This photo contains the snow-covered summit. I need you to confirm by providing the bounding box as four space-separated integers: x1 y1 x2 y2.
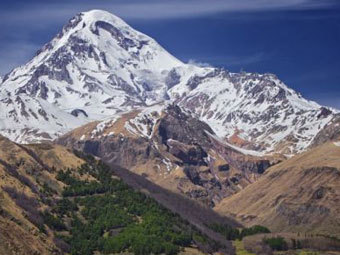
0 10 336 155
0 10 184 142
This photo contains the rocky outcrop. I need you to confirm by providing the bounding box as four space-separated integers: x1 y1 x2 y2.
70 109 88 118
311 113 340 147
157 105 215 148
57 105 277 207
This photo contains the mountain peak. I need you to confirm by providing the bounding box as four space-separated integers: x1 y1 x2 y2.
59 10 131 38
0 9 184 143
0 10 336 156
80 9 128 25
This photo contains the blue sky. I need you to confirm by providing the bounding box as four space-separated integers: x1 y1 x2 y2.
1 0 340 108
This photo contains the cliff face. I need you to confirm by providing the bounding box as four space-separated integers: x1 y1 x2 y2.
57 104 278 207
311 113 340 147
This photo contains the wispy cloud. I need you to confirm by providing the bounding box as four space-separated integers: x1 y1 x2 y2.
0 0 338 23
184 52 267 69
187 59 212 68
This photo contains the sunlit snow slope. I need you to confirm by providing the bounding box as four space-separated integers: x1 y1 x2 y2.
0 10 336 155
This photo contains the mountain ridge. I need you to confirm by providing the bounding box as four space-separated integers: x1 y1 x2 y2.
57 103 281 207
0 9 337 156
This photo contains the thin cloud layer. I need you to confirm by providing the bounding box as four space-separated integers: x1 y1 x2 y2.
183 53 267 70
0 0 338 23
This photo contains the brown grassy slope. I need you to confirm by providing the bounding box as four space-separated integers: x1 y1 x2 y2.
0 135 84 255
26 143 84 169
215 142 340 236
242 232 340 255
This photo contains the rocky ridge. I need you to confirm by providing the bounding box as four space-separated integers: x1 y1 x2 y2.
57 104 279 206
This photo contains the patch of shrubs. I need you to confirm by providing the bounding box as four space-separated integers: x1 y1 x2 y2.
263 236 288 251
56 169 79 185
240 225 271 239
209 223 271 240
52 198 78 216
291 238 303 249
41 211 66 231
209 223 240 240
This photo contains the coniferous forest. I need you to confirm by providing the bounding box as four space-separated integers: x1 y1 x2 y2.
44 155 224 255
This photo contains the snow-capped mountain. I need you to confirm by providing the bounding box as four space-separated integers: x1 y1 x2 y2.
168 68 335 155
0 9 336 155
0 10 183 143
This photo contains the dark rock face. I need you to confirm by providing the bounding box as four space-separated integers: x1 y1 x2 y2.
183 167 204 186
186 69 225 90
187 75 204 90
218 164 230 172
60 134 161 171
182 166 228 207
69 36 96 59
38 108 49 121
17 76 50 100
165 69 181 89
19 49 74 97
108 74 138 96
169 143 208 166
317 107 332 119
210 137 274 176
82 140 101 156
71 109 88 118
256 160 271 174
61 13 84 36
157 104 215 148
92 21 140 51
273 87 286 102
312 187 326 199
15 96 29 118
102 137 160 168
